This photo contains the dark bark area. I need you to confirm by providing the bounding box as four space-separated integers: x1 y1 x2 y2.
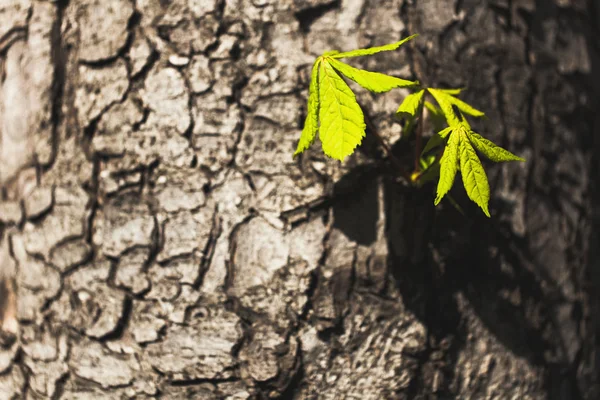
0 0 598 398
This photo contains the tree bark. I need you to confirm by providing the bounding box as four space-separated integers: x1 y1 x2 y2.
0 0 598 398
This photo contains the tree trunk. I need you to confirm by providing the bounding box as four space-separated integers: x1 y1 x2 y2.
0 0 598 398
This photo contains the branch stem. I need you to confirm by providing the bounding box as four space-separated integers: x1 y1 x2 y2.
414 104 424 172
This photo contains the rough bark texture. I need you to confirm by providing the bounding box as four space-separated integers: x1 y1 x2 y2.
0 0 599 398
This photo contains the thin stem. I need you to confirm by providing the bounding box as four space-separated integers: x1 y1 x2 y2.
414 104 424 172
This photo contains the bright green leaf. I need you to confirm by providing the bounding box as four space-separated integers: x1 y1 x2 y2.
294 60 321 157
422 126 453 156
318 60 366 161
428 88 485 127
421 130 448 156
331 34 418 59
424 101 446 132
435 128 460 205
428 88 462 126
458 130 491 217
459 112 472 131
419 153 437 170
467 132 525 163
438 88 463 95
424 101 442 115
447 94 485 118
438 126 453 138
329 58 418 93
396 90 425 118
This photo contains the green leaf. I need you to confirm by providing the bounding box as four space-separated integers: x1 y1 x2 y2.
329 58 418 93
435 127 460 205
458 130 491 217
422 126 453 156
424 101 446 132
448 95 485 118
438 88 463 95
428 88 462 126
431 88 484 117
421 127 451 156
467 132 525 163
318 60 366 161
331 34 418 59
459 112 472 131
438 126 453 138
396 90 425 118
424 100 442 115
419 153 437 170
294 60 321 157
428 88 485 126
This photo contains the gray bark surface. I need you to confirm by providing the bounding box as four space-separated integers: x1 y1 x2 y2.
0 0 598 398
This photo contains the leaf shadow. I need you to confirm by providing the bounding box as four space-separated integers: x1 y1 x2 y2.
326 163 582 398
383 178 582 398
330 164 380 246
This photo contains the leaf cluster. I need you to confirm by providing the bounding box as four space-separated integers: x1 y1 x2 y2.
294 35 418 161
293 35 524 217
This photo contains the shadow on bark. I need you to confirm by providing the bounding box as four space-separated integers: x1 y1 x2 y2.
322 2 600 397
584 0 600 397
328 165 586 398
